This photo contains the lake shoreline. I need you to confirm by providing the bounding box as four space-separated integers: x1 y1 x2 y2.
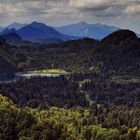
0 71 69 83
15 72 68 78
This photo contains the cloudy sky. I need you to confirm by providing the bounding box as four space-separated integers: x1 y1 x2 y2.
0 0 140 33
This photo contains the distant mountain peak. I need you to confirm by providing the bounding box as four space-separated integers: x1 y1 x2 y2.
30 21 49 28
6 22 27 30
31 21 41 24
30 21 42 25
12 22 18 24
17 21 73 42
78 21 88 25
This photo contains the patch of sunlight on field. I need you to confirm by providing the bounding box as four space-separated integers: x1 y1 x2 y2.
30 69 68 74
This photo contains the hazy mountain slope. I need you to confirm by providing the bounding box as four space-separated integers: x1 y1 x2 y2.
55 21 119 39
6 22 27 30
0 27 64 46
1 32 22 45
1 28 17 35
0 26 4 32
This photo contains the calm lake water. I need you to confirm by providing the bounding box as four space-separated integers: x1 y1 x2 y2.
15 72 65 78
0 72 67 83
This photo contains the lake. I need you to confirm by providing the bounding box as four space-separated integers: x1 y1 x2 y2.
0 72 68 83
15 72 67 78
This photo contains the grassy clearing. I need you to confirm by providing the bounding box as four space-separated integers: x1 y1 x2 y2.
111 75 140 84
85 94 96 106
30 69 69 74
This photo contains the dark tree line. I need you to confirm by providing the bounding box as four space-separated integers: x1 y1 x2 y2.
0 76 87 108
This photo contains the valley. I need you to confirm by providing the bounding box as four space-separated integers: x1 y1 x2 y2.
0 0 140 139
0 28 140 140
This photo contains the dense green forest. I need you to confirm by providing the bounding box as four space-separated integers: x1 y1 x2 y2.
0 30 140 140
0 89 140 140
1 94 140 140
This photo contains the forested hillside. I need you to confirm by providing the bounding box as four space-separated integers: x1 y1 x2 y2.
0 30 139 75
0 30 140 140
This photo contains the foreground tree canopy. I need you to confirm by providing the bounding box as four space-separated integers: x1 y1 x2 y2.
1 94 140 140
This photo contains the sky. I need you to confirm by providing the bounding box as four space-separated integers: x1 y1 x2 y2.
0 0 140 33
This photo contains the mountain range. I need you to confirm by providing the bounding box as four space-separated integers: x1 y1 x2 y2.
0 21 121 45
0 21 140 46
0 22 75 45
55 21 119 39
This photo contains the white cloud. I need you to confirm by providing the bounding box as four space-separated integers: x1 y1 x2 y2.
124 3 140 14
70 0 116 9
